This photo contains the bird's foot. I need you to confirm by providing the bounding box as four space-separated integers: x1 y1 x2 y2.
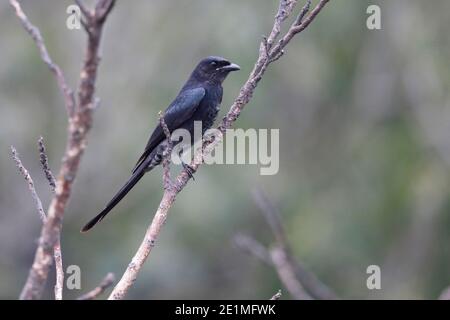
182 162 196 180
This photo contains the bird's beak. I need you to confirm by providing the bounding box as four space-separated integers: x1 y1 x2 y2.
219 63 241 72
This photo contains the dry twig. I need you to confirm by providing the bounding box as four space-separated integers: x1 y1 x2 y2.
38 137 56 193
11 143 64 299
270 246 311 299
234 233 272 265
234 188 337 300
270 290 282 300
77 273 116 300
11 146 46 222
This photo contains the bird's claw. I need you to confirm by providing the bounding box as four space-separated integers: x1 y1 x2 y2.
182 162 196 180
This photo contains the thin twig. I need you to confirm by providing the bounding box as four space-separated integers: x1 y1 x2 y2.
233 233 310 299
95 0 116 23
11 146 46 222
233 233 272 265
270 246 311 299
270 290 282 300
75 0 92 19
75 0 94 36
252 189 288 248
11 144 64 299
266 0 299 49
253 189 337 300
233 233 312 299
9 0 75 116
235 189 338 299
37 137 63 300
109 0 332 300
38 137 56 193
294 0 312 26
77 273 115 300
280 0 330 45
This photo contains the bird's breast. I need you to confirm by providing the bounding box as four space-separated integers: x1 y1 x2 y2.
196 86 223 131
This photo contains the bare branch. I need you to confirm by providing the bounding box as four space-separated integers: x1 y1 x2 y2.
53 242 63 300
233 233 272 265
235 188 338 299
11 146 46 222
233 233 311 299
270 246 311 300
75 0 94 36
75 0 92 19
95 0 116 22
38 137 56 193
38 137 63 300
255 189 337 300
77 273 115 300
294 0 312 26
16 0 116 300
280 0 330 45
11 144 64 299
270 290 282 300
109 0 332 300
9 0 75 116
266 0 299 49
233 234 311 299
252 189 288 248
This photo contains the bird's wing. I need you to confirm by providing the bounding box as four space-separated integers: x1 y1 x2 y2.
132 87 206 173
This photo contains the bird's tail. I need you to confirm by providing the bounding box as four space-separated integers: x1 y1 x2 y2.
81 165 147 233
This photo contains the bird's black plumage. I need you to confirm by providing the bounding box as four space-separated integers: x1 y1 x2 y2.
81 56 240 232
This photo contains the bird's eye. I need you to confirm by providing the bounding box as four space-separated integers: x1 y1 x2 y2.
210 61 217 67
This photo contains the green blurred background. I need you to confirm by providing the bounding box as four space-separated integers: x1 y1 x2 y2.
1 0 450 299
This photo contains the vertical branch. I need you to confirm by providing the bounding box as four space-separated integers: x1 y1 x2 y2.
38 137 56 193
234 189 337 299
270 246 311 299
53 242 63 300
252 189 288 248
37 137 64 300
233 233 312 299
13 0 116 300
38 138 64 300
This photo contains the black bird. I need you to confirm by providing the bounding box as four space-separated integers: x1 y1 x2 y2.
81 56 240 232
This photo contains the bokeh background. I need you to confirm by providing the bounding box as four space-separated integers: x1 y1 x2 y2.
1 0 450 299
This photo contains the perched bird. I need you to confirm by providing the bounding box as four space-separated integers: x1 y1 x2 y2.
81 56 240 232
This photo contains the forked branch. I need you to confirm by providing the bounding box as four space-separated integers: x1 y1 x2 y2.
11 0 116 300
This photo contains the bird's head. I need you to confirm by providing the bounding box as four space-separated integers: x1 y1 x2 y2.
192 56 240 84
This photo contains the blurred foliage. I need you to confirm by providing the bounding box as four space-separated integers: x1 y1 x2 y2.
1 0 450 299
